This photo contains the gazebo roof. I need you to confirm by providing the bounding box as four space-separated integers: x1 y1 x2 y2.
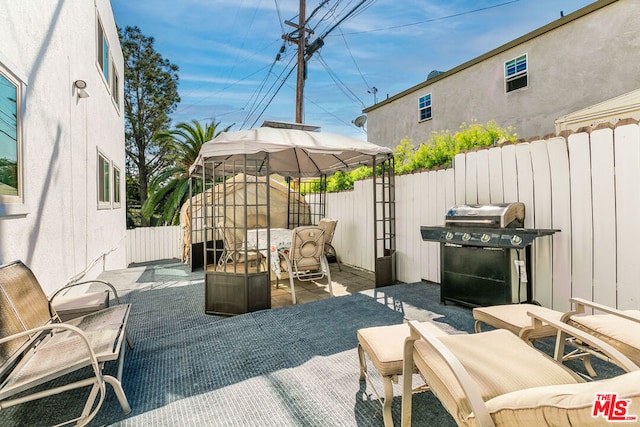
190 127 393 178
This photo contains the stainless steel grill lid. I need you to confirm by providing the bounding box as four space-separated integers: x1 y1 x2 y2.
445 202 525 228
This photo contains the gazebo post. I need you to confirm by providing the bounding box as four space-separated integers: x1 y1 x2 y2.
373 155 396 287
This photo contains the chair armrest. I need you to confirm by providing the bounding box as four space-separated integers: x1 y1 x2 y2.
402 321 495 427
50 280 121 305
527 311 639 373
563 297 640 324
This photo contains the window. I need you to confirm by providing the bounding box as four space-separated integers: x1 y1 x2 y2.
97 19 109 83
113 164 121 207
111 63 119 107
98 152 110 207
419 93 432 121
505 54 528 92
0 67 21 204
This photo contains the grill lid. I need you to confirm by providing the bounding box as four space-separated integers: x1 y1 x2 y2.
445 202 525 228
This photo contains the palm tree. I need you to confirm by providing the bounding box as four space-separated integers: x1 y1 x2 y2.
142 119 232 225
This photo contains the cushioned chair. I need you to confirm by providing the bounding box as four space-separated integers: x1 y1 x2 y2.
357 322 442 427
473 298 640 376
318 218 340 271
402 312 640 427
281 226 333 304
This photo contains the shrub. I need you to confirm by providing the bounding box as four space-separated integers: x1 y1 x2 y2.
310 120 517 192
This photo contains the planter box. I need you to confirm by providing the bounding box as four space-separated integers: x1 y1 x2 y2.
205 270 270 315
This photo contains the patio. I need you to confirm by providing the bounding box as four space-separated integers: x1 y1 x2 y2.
0 260 623 426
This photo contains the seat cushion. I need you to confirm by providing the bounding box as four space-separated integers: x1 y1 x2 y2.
412 329 584 426
473 304 562 339
468 369 640 426
568 311 640 366
357 321 446 377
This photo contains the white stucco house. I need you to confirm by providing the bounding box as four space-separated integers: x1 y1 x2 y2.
364 0 640 149
0 0 126 293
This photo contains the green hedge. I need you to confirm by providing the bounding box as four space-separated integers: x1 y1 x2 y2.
324 120 517 192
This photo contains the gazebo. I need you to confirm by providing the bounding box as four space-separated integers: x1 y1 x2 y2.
188 123 395 315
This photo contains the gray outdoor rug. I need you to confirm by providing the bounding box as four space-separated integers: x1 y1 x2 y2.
0 266 621 426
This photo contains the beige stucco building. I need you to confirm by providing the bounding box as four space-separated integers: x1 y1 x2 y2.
364 0 640 149
0 0 126 293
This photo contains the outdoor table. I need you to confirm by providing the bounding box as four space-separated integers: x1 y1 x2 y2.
245 228 291 278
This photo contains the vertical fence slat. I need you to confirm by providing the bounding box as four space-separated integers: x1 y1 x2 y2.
614 123 640 309
547 137 572 312
590 126 617 308
530 139 553 307
427 172 440 281
501 144 518 202
476 149 491 204
465 151 478 204
568 132 594 302
488 146 504 204
454 153 466 205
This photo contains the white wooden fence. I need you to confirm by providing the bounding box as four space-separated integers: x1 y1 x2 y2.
124 122 640 310
327 121 640 311
125 225 182 265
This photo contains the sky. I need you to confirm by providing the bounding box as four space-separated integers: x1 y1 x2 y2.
110 0 595 140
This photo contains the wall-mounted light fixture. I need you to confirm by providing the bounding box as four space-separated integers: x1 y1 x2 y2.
74 80 90 98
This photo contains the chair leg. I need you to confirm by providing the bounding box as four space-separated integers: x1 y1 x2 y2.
381 376 395 427
329 244 341 271
357 344 367 381
323 256 334 297
288 273 297 305
104 375 132 415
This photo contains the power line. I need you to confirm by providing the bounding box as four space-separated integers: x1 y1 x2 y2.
337 0 522 35
316 53 364 108
336 26 371 91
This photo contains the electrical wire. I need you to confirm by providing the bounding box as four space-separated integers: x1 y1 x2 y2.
335 26 371 91
337 0 522 35
316 53 364 108
247 61 298 128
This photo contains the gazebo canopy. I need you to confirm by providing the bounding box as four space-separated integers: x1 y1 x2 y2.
189 127 393 178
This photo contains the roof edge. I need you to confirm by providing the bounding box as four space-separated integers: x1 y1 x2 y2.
363 0 619 113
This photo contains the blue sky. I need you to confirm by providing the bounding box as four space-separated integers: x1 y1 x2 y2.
110 0 594 140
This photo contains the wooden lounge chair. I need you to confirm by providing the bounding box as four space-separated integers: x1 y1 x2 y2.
473 298 640 376
402 312 640 427
281 226 333 304
0 260 133 426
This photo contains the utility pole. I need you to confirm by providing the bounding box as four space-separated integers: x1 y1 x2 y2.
282 0 365 124
295 0 306 123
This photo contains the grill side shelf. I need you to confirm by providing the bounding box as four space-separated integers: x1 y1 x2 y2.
420 226 559 249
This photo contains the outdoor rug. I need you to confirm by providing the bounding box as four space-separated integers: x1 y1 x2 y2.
0 264 622 426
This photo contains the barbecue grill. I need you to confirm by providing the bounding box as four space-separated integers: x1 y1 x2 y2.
420 203 558 307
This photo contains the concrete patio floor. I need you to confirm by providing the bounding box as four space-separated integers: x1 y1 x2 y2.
105 259 376 310
270 261 376 308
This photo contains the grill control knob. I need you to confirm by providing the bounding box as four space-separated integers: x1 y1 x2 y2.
481 233 491 243
445 232 454 240
462 233 471 241
510 235 523 246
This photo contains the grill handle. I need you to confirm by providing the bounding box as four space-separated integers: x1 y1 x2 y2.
445 219 495 225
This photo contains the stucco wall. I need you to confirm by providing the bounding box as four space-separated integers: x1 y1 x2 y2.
0 0 126 293
366 0 640 148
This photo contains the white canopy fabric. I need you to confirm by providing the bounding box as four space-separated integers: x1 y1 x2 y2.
189 127 393 177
